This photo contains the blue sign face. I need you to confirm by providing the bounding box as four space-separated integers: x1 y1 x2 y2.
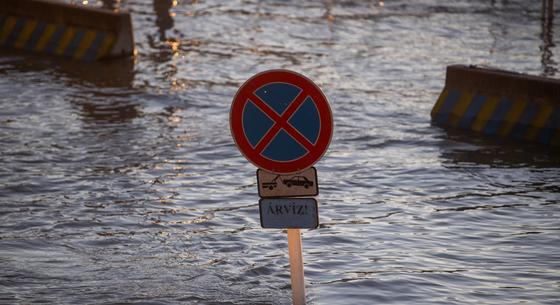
242 82 321 162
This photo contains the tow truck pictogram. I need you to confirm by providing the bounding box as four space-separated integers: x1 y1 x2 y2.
261 175 281 190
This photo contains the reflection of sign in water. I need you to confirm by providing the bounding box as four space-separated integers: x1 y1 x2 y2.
230 70 333 174
259 198 318 229
257 167 318 198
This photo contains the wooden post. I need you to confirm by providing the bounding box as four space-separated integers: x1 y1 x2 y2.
287 229 306 305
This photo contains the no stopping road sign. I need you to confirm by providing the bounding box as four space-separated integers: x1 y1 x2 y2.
230 70 333 174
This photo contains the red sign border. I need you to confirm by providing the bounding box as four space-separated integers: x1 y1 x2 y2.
230 69 333 174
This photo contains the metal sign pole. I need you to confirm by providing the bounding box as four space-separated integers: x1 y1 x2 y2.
287 228 306 305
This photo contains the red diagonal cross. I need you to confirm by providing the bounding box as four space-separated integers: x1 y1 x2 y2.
248 90 315 154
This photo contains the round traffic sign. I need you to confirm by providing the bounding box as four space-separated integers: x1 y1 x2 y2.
230 69 333 174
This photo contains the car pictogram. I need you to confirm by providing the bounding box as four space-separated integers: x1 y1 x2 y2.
283 176 314 188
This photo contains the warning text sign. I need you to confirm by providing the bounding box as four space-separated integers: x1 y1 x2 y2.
259 198 319 229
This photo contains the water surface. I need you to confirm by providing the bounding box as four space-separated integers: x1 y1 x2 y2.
1 1 559 304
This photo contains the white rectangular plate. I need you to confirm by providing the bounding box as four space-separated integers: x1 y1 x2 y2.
259 198 319 229
257 167 318 198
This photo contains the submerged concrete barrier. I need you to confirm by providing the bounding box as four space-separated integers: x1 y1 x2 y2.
431 65 560 146
0 0 134 61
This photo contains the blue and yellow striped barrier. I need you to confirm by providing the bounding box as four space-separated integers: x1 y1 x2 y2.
0 15 117 61
0 0 133 61
431 65 560 146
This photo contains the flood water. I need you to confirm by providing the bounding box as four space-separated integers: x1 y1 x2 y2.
1 1 560 304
